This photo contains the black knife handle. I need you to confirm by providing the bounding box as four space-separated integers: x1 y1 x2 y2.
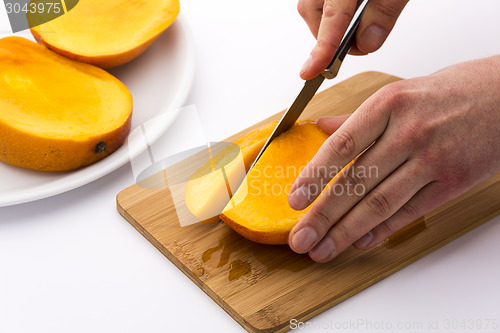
322 0 369 79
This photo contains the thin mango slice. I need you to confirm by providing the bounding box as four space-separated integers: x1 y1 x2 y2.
184 121 278 224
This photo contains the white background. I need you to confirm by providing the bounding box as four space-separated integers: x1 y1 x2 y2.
1 1 500 332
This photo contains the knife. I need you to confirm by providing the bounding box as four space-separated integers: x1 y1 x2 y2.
249 0 370 171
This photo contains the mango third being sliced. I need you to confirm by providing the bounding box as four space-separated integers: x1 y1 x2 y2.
220 121 330 244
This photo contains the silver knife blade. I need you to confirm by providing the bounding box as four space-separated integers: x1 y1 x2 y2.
248 0 369 172
248 75 325 171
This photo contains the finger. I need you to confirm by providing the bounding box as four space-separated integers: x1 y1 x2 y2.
288 124 411 254
307 159 432 262
316 114 351 134
297 0 325 38
300 0 358 80
353 181 458 249
288 129 409 248
289 85 397 211
353 0 409 54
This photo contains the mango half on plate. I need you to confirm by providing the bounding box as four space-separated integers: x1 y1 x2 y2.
29 0 180 68
0 37 132 171
220 121 330 245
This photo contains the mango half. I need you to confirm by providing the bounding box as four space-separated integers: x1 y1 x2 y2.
30 0 180 68
220 121 330 244
0 37 133 171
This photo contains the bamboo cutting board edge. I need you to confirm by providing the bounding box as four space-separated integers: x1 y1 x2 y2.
116 178 500 333
116 187 265 332
116 72 500 333
116 199 255 330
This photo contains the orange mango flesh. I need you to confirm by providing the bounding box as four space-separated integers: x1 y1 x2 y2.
0 37 133 171
220 121 330 244
184 121 278 224
30 0 180 68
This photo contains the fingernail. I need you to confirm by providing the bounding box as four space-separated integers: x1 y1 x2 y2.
291 227 317 253
288 184 310 210
354 231 373 248
310 237 335 261
360 25 386 52
300 55 312 76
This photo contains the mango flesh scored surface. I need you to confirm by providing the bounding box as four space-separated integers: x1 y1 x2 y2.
220 121 330 245
0 37 133 171
30 0 180 68
184 120 278 224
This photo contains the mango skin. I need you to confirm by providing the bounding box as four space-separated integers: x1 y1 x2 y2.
0 37 133 171
0 116 132 172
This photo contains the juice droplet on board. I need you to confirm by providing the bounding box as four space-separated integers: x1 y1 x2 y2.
228 260 251 281
383 216 427 248
194 267 205 277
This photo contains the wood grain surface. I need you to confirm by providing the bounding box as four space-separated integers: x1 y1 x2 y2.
116 72 500 333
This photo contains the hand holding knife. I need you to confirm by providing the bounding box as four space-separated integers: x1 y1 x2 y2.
249 0 370 171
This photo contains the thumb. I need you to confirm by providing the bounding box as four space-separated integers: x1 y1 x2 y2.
316 115 351 134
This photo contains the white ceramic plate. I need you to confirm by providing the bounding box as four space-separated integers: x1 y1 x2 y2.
0 15 195 207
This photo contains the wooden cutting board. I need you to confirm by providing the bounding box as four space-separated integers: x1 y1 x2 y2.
116 72 500 333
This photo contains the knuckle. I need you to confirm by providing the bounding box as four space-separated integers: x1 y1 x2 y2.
322 0 354 22
340 165 366 190
297 0 307 18
325 129 356 161
365 190 392 218
314 162 329 181
394 121 427 150
376 82 409 112
438 165 468 188
306 180 324 199
371 0 403 20
322 0 335 14
334 222 355 244
377 220 396 238
415 149 441 176
310 208 335 232
315 38 340 54
400 201 420 220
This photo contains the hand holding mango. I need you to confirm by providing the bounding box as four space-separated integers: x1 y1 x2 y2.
288 0 500 262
